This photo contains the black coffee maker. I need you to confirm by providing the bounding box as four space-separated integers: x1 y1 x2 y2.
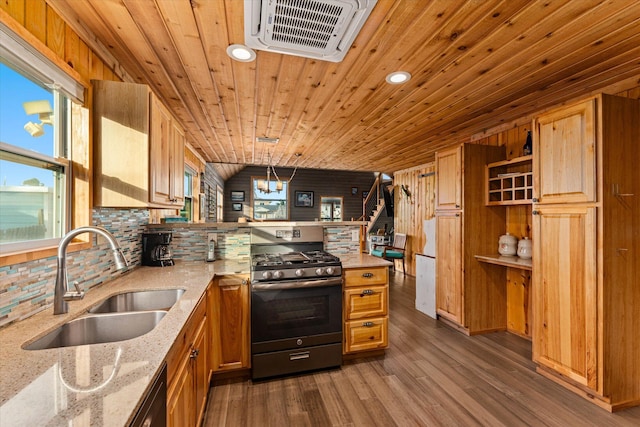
142 232 174 267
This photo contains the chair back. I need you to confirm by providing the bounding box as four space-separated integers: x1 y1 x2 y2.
392 233 407 250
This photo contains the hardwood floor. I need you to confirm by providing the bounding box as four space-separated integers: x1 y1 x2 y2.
203 272 640 426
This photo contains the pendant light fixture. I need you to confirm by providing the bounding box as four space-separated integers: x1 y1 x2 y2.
257 152 301 194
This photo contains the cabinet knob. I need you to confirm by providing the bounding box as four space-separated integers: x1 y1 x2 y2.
532 210 540 215
362 272 373 278
362 321 374 327
360 289 374 296
455 204 460 208
190 348 200 359
532 198 539 203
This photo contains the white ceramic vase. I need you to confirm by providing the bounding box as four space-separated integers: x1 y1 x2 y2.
517 237 533 259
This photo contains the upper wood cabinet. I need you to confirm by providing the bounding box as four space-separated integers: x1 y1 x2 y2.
93 80 185 208
533 98 596 204
435 145 462 210
208 274 250 373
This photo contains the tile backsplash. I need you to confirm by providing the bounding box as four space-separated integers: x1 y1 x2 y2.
0 216 361 328
0 208 148 328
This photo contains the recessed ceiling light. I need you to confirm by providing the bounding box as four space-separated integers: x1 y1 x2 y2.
385 71 411 84
227 44 256 62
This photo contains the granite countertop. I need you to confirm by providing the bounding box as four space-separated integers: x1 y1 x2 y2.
0 259 249 427
338 253 394 269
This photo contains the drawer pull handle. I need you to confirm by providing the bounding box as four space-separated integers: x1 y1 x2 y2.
362 272 373 278
190 348 200 359
362 322 374 327
290 351 310 361
361 289 374 296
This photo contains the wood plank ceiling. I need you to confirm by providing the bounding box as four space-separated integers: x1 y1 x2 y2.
48 0 640 179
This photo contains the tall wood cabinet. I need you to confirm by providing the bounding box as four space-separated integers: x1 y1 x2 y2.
435 143 507 334
93 80 185 208
532 94 640 411
208 274 250 373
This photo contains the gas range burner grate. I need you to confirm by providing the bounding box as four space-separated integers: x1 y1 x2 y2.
251 251 340 268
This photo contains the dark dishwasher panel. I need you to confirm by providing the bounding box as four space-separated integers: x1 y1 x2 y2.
130 362 167 427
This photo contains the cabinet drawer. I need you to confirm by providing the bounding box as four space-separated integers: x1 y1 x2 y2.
344 267 388 287
344 285 388 320
344 317 388 353
166 295 206 384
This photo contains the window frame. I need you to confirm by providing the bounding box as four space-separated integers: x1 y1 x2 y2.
251 177 290 221
0 20 88 266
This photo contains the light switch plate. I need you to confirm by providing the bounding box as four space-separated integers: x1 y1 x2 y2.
351 230 359 242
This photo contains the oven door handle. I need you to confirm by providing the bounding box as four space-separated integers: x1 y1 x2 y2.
251 277 343 290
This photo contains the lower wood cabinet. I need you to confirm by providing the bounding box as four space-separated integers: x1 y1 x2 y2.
208 274 250 372
343 266 389 354
166 295 208 427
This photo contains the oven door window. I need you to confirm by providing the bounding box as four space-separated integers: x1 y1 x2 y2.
251 284 342 343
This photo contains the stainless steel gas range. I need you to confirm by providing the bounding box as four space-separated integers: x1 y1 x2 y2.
250 226 343 380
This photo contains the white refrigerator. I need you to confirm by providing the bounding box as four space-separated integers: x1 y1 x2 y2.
415 218 436 318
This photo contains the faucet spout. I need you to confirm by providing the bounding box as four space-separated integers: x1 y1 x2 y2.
54 226 129 315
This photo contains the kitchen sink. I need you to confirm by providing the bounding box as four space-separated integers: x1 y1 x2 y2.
88 289 185 313
23 310 167 350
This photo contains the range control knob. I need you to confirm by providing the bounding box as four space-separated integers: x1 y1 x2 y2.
295 269 305 277
261 271 273 280
315 267 325 276
326 266 335 275
273 270 284 279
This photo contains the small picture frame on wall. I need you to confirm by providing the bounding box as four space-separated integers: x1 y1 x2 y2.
295 191 314 207
351 187 358 195
232 203 242 211
230 191 244 202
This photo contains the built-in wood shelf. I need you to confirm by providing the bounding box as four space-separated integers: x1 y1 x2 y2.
475 254 532 271
485 155 533 206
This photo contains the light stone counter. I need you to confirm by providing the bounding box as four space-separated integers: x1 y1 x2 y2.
338 253 394 269
0 259 249 427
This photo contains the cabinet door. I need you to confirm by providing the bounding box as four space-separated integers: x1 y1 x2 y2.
167 353 194 427
209 275 250 372
532 205 597 389
150 95 173 205
435 145 462 210
435 211 463 325
534 98 596 204
170 122 185 205
192 316 209 424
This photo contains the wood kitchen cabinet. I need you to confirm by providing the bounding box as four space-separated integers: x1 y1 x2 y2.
434 143 507 334
343 266 389 355
208 274 250 373
435 144 462 210
435 211 462 325
532 94 640 411
93 80 185 208
166 294 208 427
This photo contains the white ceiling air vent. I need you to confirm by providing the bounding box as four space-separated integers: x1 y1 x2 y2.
244 0 378 62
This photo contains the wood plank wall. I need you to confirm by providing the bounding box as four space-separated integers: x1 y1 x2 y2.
393 84 640 337
2 0 209 228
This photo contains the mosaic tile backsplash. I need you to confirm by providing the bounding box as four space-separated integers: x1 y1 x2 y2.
0 208 148 328
0 216 361 328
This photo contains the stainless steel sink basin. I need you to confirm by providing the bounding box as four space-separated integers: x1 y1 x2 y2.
88 289 185 313
23 311 167 350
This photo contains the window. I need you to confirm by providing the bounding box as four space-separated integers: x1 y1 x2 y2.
320 197 342 221
0 63 70 252
252 178 289 220
180 168 195 221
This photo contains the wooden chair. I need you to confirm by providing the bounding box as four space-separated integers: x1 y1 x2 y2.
370 233 407 274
